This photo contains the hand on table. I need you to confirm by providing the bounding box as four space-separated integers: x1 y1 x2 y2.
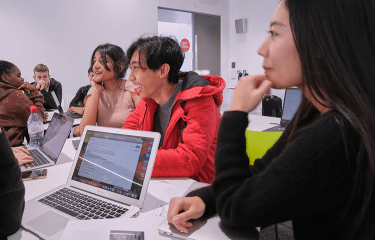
167 196 206 233
229 74 273 113
12 147 33 166
43 112 48 122
67 106 84 115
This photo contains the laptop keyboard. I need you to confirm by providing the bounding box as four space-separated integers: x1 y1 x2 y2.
38 188 129 220
64 111 82 119
25 149 50 168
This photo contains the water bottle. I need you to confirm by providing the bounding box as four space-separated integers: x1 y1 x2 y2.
27 105 44 148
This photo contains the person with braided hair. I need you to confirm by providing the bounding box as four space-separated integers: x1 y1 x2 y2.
0 60 45 147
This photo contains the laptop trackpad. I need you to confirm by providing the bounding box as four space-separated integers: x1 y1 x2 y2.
26 211 69 237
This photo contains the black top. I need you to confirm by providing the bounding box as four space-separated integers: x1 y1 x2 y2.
0 127 25 238
188 110 362 239
31 78 62 110
69 84 91 108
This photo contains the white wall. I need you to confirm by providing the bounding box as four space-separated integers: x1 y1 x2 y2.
224 0 283 114
1 0 281 113
0 0 229 109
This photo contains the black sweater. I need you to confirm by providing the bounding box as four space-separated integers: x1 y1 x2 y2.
69 84 91 107
0 127 25 238
189 110 361 239
31 78 62 110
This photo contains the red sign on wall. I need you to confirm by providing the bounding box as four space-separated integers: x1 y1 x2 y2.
180 38 190 52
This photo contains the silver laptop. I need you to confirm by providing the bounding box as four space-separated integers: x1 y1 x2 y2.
22 125 160 240
263 88 302 132
21 112 74 172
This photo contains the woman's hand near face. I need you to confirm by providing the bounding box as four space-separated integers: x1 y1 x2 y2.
17 82 35 95
229 74 273 113
90 78 104 95
167 197 206 233
12 147 33 166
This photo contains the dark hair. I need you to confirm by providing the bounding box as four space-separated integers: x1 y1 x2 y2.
90 43 126 79
88 66 93 74
125 36 185 84
0 60 16 79
285 0 375 238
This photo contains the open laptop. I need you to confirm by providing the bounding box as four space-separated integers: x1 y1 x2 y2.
47 91 82 120
21 112 74 172
63 111 83 119
263 88 302 132
22 125 160 240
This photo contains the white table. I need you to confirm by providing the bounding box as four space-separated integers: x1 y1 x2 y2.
43 118 81 131
8 138 198 240
10 118 268 239
247 114 280 131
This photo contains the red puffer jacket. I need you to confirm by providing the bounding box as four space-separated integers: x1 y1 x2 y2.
122 71 226 183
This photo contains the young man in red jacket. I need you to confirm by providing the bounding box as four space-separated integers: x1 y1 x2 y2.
122 36 225 183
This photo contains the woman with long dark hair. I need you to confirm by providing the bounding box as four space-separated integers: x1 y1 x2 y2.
75 43 141 136
167 0 375 239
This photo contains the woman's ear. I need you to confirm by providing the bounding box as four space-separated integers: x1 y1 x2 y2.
1 74 8 83
119 65 125 74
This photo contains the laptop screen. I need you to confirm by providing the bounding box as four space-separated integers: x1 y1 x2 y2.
280 88 302 126
71 130 156 201
40 113 74 162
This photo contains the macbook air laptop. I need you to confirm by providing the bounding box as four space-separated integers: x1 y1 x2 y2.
22 125 160 240
21 112 74 172
50 92 83 119
63 111 83 119
263 88 302 132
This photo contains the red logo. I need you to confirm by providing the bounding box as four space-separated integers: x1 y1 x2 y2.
180 38 190 52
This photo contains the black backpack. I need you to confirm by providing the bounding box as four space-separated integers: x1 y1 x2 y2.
262 95 282 117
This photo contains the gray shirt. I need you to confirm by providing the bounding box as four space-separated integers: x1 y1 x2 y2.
153 80 183 147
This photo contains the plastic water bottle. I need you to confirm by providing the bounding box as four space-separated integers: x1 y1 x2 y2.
27 105 44 148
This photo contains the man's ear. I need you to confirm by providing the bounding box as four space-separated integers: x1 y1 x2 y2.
33 75 36 81
159 63 170 79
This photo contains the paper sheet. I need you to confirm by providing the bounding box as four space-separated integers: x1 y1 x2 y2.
61 218 156 240
141 181 186 214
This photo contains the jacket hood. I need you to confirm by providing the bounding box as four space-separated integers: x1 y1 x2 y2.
0 82 17 101
140 71 226 108
177 71 226 107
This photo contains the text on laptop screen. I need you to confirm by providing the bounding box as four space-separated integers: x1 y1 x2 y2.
281 88 302 125
40 114 73 161
71 130 156 200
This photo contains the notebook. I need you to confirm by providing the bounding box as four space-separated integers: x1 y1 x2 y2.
263 88 302 132
21 125 160 240
21 113 74 172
